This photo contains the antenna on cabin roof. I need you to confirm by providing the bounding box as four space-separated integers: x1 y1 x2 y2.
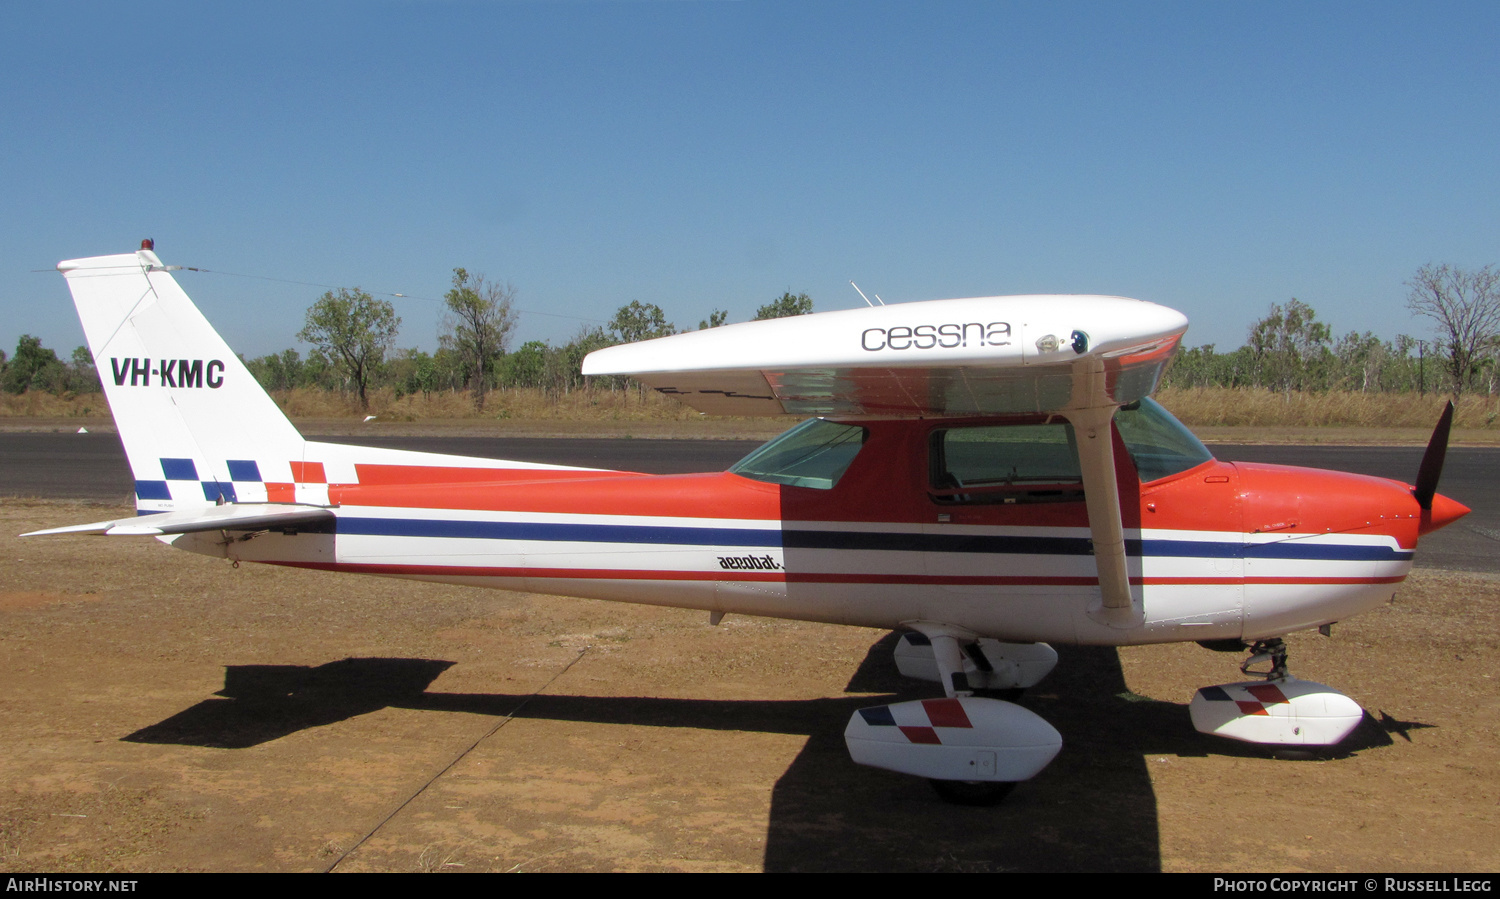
849 281 883 307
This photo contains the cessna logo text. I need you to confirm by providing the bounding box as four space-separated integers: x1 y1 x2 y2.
110 358 225 389
717 554 783 571
861 321 1011 352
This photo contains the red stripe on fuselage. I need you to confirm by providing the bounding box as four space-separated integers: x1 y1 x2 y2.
352 463 641 486
263 561 1402 588
333 471 786 520
783 573 1404 586
275 560 779 581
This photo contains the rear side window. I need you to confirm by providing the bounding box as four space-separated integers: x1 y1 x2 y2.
730 418 868 489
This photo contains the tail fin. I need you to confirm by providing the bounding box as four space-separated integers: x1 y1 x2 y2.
59 246 307 514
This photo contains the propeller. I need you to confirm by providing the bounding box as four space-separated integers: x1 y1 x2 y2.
1413 400 1455 511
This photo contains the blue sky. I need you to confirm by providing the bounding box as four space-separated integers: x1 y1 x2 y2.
4 1 1498 361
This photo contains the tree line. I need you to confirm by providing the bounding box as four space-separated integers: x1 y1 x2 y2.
281 274 815 410
0 335 101 395
4 262 1495 407
1161 264 1500 398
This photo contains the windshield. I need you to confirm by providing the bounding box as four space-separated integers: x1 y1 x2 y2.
730 419 868 489
1114 398 1213 482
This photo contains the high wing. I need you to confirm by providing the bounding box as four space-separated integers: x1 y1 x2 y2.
580 296 1187 417
584 296 1189 626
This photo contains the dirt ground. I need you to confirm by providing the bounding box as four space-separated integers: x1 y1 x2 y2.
0 499 1495 873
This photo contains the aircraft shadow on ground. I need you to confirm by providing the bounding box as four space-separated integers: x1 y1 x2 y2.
123 657 459 748
121 635 1412 872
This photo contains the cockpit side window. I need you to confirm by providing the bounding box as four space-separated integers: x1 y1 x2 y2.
926 400 1211 502
730 418 868 489
929 421 1084 505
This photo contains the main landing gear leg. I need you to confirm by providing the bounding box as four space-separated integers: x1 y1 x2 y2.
927 632 971 698
923 634 1016 803
911 627 1039 806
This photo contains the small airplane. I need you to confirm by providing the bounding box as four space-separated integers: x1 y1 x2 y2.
27 241 1470 804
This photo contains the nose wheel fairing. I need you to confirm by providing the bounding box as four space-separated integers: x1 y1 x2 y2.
1190 638 1364 746
1190 677 1364 745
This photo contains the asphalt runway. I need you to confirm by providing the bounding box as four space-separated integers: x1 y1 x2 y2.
2 431 1494 572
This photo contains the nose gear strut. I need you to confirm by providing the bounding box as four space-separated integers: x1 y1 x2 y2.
1240 637 1289 681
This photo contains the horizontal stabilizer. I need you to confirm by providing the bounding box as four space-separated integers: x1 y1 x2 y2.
23 503 335 537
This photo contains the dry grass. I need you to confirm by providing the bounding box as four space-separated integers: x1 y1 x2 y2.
0 385 707 423
0 392 110 418
1157 387 1499 430
276 385 706 422
6 386 1499 444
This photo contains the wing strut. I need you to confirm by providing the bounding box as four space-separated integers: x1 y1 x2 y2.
1063 358 1140 628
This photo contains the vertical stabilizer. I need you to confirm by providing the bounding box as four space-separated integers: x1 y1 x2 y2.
58 247 307 513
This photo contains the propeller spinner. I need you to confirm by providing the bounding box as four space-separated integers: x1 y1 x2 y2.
1414 401 1469 535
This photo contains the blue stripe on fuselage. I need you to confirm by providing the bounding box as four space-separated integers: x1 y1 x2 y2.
336 518 783 548
330 517 1413 562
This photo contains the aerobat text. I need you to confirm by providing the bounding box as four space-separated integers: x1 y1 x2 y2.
717 554 784 571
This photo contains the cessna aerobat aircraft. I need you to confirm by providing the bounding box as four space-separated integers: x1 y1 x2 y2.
27 242 1470 804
